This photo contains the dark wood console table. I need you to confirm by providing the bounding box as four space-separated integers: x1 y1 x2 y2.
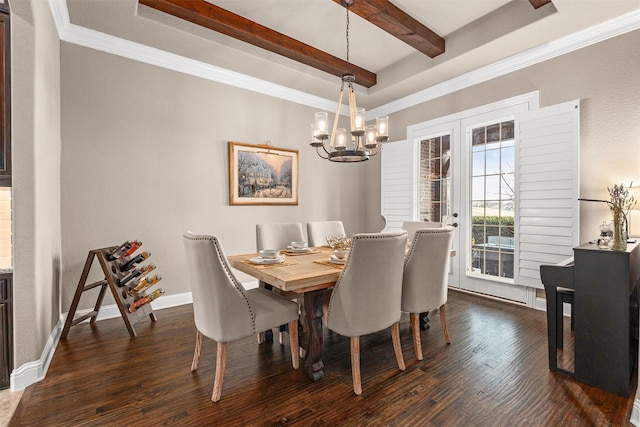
573 241 639 397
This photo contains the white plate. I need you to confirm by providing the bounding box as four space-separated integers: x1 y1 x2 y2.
249 255 285 265
287 246 312 252
329 255 346 264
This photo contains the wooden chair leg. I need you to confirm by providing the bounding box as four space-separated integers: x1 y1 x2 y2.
212 342 227 402
191 330 203 371
392 322 406 371
439 304 451 344
410 313 423 361
350 336 362 395
257 332 264 344
288 319 299 369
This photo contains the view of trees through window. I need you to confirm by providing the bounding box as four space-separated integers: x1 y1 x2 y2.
470 120 515 279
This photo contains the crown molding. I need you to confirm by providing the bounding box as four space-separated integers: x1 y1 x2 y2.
49 0 640 119
47 0 341 114
368 8 640 118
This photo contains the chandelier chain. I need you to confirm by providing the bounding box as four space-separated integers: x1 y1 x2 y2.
345 4 350 71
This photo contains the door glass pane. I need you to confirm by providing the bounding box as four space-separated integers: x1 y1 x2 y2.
420 134 451 223
469 120 515 280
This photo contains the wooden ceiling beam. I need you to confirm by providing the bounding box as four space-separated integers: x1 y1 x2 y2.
334 0 445 58
139 0 377 88
529 0 553 9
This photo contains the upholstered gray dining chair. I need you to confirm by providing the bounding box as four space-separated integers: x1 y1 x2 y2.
256 222 306 344
307 220 346 247
182 232 299 402
401 220 442 243
324 231 407 395
402 227 455 360
256 222 306 251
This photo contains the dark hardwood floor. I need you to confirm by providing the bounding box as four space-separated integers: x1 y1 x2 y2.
10 290 636 426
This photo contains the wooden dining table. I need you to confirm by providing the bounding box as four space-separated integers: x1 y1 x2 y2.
227 246 342 381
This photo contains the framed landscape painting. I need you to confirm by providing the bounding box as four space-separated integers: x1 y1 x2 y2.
229 141 299 205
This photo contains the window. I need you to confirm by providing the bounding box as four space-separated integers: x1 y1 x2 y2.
420 134 451 223
470 121 515 279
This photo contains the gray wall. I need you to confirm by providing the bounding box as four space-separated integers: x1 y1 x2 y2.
59 43 375 311
11 0 62 368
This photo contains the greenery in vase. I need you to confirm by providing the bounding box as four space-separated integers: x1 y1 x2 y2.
607 183 637 217
326 235 352 250
607 184 636 250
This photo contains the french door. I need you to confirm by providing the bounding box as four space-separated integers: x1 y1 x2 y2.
383 94 580 307
405 95 537 303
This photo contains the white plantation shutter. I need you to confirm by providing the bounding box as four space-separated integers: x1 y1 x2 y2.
514 100 580 288
381 140 416 231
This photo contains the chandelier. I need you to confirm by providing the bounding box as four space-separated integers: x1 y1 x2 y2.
310 0 388 162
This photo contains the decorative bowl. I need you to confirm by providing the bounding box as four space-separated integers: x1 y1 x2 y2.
334 249 350 260
291 241 308 249
258 249 279 259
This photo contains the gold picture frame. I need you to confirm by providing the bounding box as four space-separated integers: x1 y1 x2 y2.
229 141 299 206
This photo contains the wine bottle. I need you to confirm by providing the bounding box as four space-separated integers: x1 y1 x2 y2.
117 263 156 287
128 274 162 296
119 251 151 272
122 240 142 257
128 288 165 313
106 241 132 261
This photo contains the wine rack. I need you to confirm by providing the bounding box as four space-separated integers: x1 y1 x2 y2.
62 242 163 339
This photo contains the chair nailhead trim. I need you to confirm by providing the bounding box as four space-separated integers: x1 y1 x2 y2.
184 234 257 333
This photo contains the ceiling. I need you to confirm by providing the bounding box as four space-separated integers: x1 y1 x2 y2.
64 0 640 111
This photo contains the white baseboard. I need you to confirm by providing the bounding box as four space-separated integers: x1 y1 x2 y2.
534 295 572 317
10 291 195 391
11 314 64 391
632 400 640 426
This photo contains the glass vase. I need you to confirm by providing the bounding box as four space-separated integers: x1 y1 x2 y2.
611 208 627 251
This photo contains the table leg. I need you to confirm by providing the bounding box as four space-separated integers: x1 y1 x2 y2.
301 289 325 381
419 312 430 330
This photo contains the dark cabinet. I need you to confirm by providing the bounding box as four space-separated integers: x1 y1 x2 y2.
0 10 10 185
0 273 11 389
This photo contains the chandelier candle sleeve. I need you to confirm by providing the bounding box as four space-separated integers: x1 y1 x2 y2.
353 107 365 135
365 125 377 148
376 116 389 142
335 128 348 149
315 112 328 139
